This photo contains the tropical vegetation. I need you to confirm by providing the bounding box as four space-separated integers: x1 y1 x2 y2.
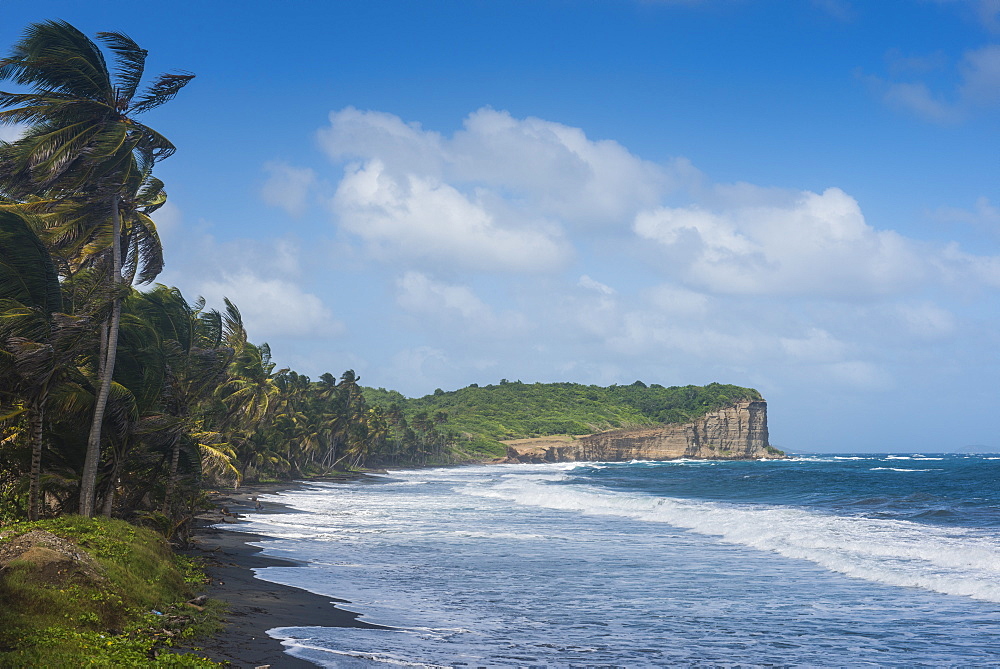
0 18 767 529
364 380 764 455
0 515 221 665
0 20 454 532
0 19 770 664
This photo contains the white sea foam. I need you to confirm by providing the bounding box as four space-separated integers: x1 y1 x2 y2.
461 472 1000 602
869 467 942 472
235 463 1000 667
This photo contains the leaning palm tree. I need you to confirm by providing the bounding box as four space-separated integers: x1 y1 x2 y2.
0 20 193 515
0 208 89 519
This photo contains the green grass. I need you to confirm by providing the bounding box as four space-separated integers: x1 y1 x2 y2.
365 380 764 456
0 516 220 667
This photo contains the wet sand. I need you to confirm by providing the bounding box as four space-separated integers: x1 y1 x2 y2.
184 481 385 668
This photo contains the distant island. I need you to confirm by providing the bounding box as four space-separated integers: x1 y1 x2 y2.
364 380 783 462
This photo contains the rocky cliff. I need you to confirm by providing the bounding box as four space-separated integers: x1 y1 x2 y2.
501 399 778 463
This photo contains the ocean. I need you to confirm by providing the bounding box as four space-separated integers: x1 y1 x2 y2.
230 454 1000 667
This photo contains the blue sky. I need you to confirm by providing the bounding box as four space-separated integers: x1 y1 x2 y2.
3 0 1000 452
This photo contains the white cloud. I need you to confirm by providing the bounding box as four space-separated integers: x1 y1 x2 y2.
380 346 457 395
396 271 527 333
959 44 1000 106
332 159 569 271
318 107 445 178
608 311 764 361
940 242 1000 288
822 360 893 391
894 302 957 340
261 161 316 217
299 105 1000 412
930 196 1000 227
929 0 1000 32
0 123 27 142
448 108 670 226
780 328 847 363
151 201 183 245
320 107 686 271
881 81 961 123
869 44 1000 122
578 275 616 295
198 272 343 339
646 284 710 318
634 187 925 297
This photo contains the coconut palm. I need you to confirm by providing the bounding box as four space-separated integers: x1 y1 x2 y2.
0 209 90 519
0 20 193 515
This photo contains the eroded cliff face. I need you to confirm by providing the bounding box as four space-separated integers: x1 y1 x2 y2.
502 400 777 463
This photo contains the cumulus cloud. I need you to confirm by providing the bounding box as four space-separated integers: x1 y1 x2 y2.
332 159 569 271
261 161 316 216
318 107 445 177
198 271 343 339
396 271 527 333
448 108 670 226
304 105 1000 406
634 187 925 297
320 107 682 271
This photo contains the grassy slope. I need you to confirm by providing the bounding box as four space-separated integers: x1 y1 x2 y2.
0 516 219 667
365 381 763 457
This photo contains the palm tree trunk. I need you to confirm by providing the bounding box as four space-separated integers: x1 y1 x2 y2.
80 196 122 517
162 435 181 515
28 401 43 522
100 449 123 517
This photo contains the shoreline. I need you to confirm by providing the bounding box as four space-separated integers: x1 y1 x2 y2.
183 479 385 668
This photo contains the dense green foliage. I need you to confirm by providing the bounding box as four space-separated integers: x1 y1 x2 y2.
0 19 766 526
0 516 219 666
0 21 461 533
0 17 770 667
365 380 763 454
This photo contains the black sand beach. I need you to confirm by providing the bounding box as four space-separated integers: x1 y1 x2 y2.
184 482 384 668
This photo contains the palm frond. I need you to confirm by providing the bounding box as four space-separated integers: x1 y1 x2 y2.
129 71 194 115
199 441 241 486
95 31 146 108
222 298 247 348
1 21 112 102
124 211 163 284
0 209 62 313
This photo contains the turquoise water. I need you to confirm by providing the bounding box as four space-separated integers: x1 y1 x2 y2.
233 455 1000 666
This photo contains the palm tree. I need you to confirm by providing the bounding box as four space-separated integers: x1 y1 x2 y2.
0 208 89 519
0 20 193 515
129 286 233 511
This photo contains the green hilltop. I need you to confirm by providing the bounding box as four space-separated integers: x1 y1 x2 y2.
364 381 763 457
